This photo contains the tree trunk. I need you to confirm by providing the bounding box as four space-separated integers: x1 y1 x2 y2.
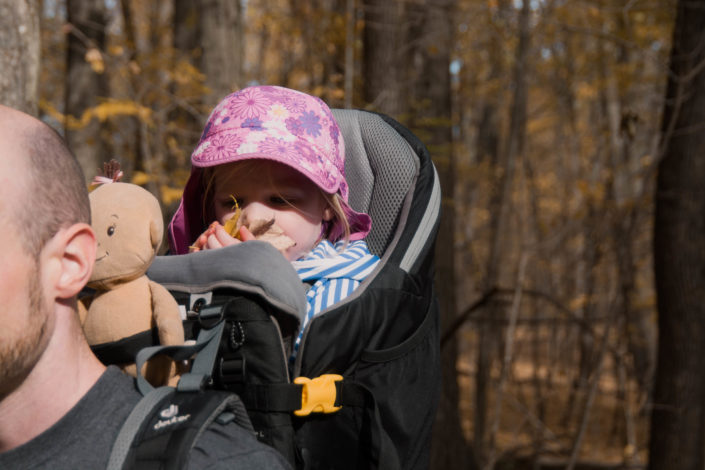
361 0 406 117
650 1 705 469
65 0 109 181
174 0 242 107
172 0 205 170
174 0 243 103
0 0 40 115
399 1 475 468
118 0 142 178
471 1 508 462
344 0 355 108
475 1 530 465
172 0 243 170
200 0 243 104
286 0 347 105
603 8 657 403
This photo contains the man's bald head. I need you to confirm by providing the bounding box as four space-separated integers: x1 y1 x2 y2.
0 105 90 258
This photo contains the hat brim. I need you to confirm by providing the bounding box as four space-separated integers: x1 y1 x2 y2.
192 126 345 197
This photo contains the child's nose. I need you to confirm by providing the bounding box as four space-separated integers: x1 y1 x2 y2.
241 201 274 225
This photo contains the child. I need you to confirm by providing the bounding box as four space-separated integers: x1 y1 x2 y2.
167 85 380 354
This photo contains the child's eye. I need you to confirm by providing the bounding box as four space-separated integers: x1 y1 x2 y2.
220 197 240 208
270 196 289 205
229 195 242 209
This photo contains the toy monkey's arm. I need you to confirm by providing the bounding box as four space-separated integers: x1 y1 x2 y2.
149 281 185 346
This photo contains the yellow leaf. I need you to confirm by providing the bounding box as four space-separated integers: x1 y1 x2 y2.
569 294 588 311
160 185 184 206
108 45 124 56
331 88 345 100
623 444 635 458
576 180 590 196
222 196 242 237
576 82 597 101
90 61 105 74
85 48 104 74
49 100 153 130
132 171 151 186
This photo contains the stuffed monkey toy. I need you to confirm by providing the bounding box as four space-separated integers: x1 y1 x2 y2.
79 181 184 387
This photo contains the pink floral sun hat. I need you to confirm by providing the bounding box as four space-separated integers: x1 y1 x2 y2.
167 85 372 254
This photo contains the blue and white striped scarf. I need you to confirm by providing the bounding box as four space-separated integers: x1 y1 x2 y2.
291 239 380 357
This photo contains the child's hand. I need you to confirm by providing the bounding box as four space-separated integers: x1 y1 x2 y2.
187 219 295 260
189 222 255 252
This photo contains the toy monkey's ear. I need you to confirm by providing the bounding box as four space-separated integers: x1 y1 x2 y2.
150 219 161 251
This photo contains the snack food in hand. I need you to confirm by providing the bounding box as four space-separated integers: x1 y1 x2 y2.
246 218 296 251
225 210 296 251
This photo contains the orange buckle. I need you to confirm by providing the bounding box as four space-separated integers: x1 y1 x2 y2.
293 374 343 417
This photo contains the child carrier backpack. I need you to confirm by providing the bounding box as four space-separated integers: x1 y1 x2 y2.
93 109 442 470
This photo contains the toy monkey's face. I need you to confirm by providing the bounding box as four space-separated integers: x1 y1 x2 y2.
88 183 163 287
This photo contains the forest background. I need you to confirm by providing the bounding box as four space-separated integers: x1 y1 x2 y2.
3 0 705 469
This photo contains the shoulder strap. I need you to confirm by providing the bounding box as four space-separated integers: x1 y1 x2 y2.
108 387 252 470
108 315 253 470
108 386 174 470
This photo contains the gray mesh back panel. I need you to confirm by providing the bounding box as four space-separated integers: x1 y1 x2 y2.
332 109 419 256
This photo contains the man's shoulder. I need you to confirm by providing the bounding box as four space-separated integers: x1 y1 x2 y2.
0 365 291 470
0 366 141 469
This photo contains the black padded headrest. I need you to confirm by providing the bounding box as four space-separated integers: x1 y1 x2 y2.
333 109 420 256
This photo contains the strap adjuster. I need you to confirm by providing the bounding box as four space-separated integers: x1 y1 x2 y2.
198 303 225 329
293 374 343 416
218 355 246 384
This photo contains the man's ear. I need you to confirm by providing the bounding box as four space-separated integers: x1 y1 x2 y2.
43 223 96 300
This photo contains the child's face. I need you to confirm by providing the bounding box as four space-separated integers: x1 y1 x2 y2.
213 160 332 261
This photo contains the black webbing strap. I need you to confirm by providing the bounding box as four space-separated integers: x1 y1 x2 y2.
336 381 401 470
91 329 160 365
134 321 226 395
240 383 304 412
335 381 367 408
91 320 201 366
238 379 370 413
239 379 399 469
